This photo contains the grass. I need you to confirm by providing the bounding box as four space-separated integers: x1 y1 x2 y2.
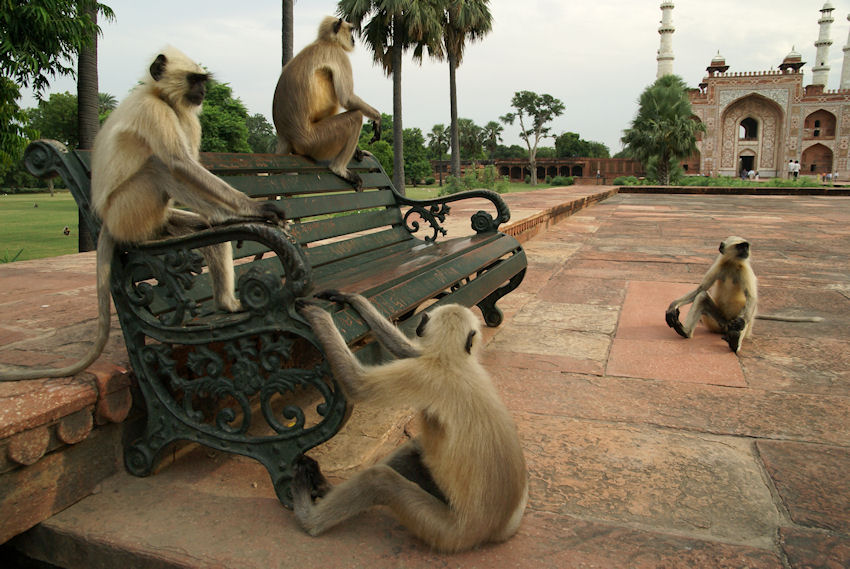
0 192 80 261
404 181 550 199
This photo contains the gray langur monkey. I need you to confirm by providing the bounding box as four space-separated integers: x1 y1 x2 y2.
0 47 285 381
665 236 823 353
272 17 381 191
294 291 528 553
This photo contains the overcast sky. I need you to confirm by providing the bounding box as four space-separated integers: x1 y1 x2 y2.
19 1 850 153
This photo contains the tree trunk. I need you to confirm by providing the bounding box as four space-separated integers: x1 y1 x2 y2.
281 0 294 67
529 157 537 185
449 52 461 179
76 1 98 252
391 21 405 194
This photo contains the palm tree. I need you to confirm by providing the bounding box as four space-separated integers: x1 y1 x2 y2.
338 0 443 194
76 0 114 251
427 123 449 185
282 0 294 66
98 92 117 114
621 75 705 186
481 120 502 160
441 0 492 178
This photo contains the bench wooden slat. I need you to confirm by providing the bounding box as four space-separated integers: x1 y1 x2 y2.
306 227 412 269
281 189 397 219
291 208 403 245
220 172 392 199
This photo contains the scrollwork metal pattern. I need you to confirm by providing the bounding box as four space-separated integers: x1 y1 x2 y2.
403 202 450 241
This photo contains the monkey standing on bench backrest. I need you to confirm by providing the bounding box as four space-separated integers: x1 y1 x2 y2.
295 291 528 553
272 17 381 191
665 236 823 353
0 47 285 382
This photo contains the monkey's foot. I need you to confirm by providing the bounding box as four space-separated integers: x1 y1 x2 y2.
293 454 331 501
665 308 688 338
723 318 745 353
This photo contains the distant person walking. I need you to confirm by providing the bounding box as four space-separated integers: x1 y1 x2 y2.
787 159 795 179
793 160 800 179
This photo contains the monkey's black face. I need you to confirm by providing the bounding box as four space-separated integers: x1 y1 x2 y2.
185 73 209 106
735 242 750 259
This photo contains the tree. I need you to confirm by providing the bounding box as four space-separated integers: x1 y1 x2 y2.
621 75 704 186
28 92 80 147
402 127 431 185
500 90 565 185
98 92 117 122
199 81 251 153
247 113 277 153
491 144 526 159
0 0 112 177
440 0 492 178
338 0 443 194
555 131 610 158
282 0 294 66
427 123 449 185
77 0 114 251
457 118 483 164
481 120 502 160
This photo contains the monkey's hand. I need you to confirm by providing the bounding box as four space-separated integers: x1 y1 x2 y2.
316 289 355 305
723 317 745 353
253 201 287 225
665 307 688 338
370 118 381 143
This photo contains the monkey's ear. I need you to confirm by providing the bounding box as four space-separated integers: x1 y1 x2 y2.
334 18 343 34
150 54 168 81
718 241 725 254
465 330 476 354
416 313 430 337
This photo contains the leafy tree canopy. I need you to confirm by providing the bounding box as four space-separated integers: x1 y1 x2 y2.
621 74 704 185
199 81 251 153
0 0 113 176
28 91 79 147
246 113 276 154
500 90 565 184
555 132 610 158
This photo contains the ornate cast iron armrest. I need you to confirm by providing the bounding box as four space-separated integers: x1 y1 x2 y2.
392 189 512 241
131 221 312 298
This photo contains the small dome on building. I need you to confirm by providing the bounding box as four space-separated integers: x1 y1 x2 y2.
711 51 726 65
821 2 835 11
783 46 802 64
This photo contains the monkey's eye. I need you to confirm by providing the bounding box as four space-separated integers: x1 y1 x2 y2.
188 73 209 85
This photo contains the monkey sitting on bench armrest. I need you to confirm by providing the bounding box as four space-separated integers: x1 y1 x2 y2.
295 292 528 553
665 236 823 353
0 47 286 382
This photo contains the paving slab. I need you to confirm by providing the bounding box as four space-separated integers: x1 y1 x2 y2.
607 281 746 387
780 527 850 569
757 440 850 533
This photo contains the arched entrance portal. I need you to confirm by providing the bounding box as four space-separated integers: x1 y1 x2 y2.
801 143 833 175
720 94 783 177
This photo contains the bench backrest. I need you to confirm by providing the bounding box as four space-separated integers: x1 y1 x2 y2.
56 146 413 274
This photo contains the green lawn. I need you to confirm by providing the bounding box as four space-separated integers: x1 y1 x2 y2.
0 192 80 261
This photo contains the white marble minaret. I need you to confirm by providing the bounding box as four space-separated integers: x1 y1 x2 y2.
841 13 850 89
812 2 835 87
656 1 675 79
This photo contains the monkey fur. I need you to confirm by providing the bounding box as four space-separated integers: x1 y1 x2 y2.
295 292 528 552
666 236 822 353
272 17 381 191
0 47 285 381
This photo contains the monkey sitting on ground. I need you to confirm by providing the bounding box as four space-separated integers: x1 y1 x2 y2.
0 47 285 382
272 17 381 190
294 292 528 552
666 236 823 353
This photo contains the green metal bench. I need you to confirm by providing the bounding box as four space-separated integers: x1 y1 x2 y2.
22 139 527 506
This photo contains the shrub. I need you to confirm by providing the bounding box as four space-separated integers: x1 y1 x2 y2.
524 174 531 184
424 176 436 185
550 175 574 186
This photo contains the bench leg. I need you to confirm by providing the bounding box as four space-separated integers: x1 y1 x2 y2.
476 268 526 327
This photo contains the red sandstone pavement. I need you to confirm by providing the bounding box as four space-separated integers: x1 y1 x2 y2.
4 189 850 568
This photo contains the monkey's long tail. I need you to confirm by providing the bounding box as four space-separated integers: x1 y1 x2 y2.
0 233 114 381
756 314 824 322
